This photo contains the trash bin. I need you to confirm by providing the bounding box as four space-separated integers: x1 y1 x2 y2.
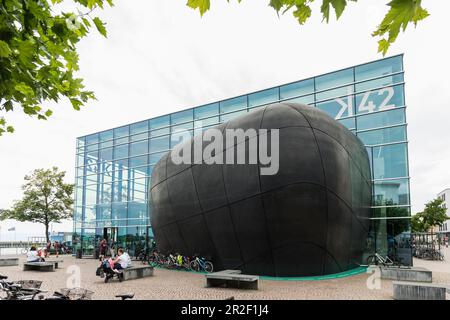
76 249 82 259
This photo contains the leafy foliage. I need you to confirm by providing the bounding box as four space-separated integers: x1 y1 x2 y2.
0 0 114 136
186 0 429 55
412 198 449 233
0 167 74 242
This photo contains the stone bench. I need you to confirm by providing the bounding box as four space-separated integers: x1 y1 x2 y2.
381 266 432 283
393 281 448 300
23 262 54 272
206 271 259 290
122 265 154 281
45 260 63 269
0 258 19 267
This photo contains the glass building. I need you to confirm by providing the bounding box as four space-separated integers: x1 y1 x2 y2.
73 55 411 264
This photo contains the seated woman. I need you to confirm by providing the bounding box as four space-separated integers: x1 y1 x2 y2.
27 246 44 262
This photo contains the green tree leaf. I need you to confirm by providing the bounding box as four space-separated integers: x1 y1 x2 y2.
0 40 12 57
93 17 108 37
187 0 211 16
0 0 113 136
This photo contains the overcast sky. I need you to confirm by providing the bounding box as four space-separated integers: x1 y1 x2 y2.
0 0 449 240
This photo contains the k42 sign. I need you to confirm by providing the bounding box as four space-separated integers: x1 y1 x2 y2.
317 85 404 120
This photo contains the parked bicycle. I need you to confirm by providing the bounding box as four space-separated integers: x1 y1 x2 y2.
190 255 214 273
0 275 44 300
366 252 402 267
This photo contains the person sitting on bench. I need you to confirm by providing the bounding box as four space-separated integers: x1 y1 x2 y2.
112 248 131 273
27 246 45 262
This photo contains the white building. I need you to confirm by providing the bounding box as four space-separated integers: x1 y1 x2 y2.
438 188 450 235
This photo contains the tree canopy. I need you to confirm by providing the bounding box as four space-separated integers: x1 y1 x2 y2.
187 0 430 56
411 198 449 233
0 0 113 136
0 167 74 242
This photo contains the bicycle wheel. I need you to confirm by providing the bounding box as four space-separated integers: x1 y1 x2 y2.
366 255 377 265
190 260 199 272
204 261 214 273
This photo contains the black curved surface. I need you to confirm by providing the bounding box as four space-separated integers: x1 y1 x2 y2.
150 103 372 277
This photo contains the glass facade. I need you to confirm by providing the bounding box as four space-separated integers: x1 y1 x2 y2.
74 55 411 264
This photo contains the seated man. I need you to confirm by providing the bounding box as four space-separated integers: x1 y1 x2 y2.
27 246 44 262
112 248 131 273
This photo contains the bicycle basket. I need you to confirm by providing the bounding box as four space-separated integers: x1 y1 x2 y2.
59 287 94 300
16 280 43 289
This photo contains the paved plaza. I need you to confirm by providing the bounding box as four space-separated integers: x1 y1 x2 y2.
1 249 450 300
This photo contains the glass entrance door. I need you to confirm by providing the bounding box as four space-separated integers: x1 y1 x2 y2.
103 227 118 257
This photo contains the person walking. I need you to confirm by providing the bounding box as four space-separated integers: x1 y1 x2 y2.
54 241 60 258
99 239 107 261
109 239 115 257
45 241 51 258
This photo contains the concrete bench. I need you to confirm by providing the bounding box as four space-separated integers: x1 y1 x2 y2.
0 258 19 267
45 260 63 269
122 265 154 281
23 262 54 272
393 281 447 300
206 272 259 290
381 266 432 283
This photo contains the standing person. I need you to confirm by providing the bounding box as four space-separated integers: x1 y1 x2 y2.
99 239 107 261
109 238 115 258
46 241 51 258
445 235 449 248
54 241 60 258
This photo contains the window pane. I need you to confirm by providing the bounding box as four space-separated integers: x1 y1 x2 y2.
150 136 170 153
130 120 149 135
99 130 113 141
280 78 314 100
372 143 408 179
338 117 356 130
171 122 193 133
112 180 128 202
98 183 112 204
356 74 403 92
194 103 219 119
130 140 148 156
355 56 403 82
374 179 410 206
130 167 147 180
356 108 405 131
77 137 85 149
130 132 148 142
114 125 129 138
149 151 167 165
357 126 406 145
129 178 147 203
112 203 127 227
316 85 354 102
316 97 355 119
248 88 279 107
194 117 219 129
85 133 98 145
129 155 148 168
99 147 113 163
220 110 247 122
114 144 128 159
220 96 247 113
315 68 354 91
283 94 315 105
171 109 193 125
150 127 170 137
85 184 98 206
356 84 404 115
150 115 170 129
171 130 192 148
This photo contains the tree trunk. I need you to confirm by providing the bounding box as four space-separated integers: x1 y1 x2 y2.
45 222 49 243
